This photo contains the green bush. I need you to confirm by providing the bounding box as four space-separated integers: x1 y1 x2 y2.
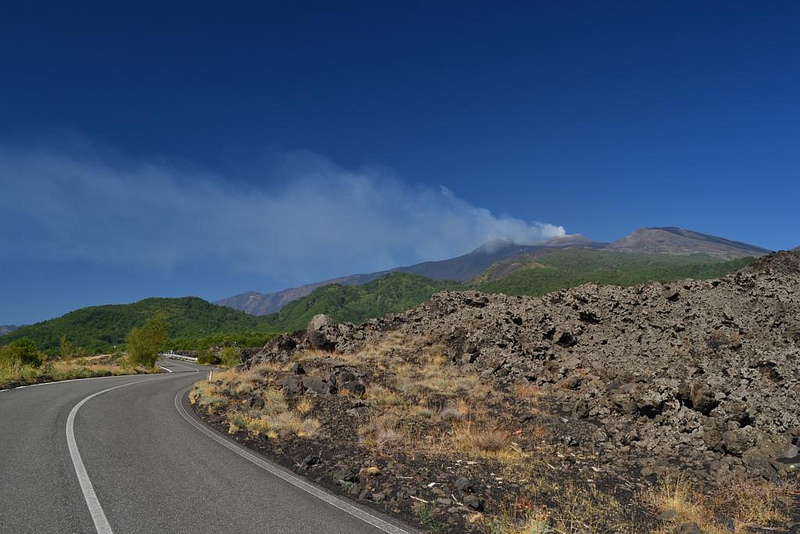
220 346 241 367
196 348 221 365
0 338 44 367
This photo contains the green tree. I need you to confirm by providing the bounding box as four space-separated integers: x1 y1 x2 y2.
126 314 171 367
1 338 44 367
60 335 74 361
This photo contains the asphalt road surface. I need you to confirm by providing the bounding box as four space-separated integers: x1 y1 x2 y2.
0 360 413 533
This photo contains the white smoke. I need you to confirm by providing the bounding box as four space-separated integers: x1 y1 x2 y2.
0 143 566 284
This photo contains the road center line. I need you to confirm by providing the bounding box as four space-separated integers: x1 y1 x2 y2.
175 386 413 534
66 378 163 534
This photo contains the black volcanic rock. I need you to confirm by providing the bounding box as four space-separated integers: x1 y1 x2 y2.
250 251 800 483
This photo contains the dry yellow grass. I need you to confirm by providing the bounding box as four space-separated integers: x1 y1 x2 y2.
487 509 552 534
646 475 796 534
393 349 490 401
512 381 544 403
452 421 517 458
295 397 314 416
647 475 719 533
190 368 322 440
0 358 152 390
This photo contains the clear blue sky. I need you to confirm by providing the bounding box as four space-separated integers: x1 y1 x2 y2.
1 1 798 325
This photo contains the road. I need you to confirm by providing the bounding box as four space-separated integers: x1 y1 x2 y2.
0 360 413 533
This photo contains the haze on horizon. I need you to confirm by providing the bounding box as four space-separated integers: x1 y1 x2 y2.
1 2 798 325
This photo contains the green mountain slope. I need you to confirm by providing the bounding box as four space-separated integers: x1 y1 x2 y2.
266 251 753 331
266 272 462 331
472 249 753 296
0 297 273 354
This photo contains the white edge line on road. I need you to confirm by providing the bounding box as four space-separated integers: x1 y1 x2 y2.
157 365 173 373
175 386 414 534
1 373 137 393
1 359 201 393
67 377 166 534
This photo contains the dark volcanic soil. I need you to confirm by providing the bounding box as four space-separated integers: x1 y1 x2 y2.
194 251 800 533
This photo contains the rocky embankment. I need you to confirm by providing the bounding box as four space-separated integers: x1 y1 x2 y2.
194 251 800 533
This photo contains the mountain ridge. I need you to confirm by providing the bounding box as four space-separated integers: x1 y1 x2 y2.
0 325 21 336
606 227 770 258
218 227 770 315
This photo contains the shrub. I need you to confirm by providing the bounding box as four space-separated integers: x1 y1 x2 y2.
220 346 241 367
0 338 44 367
196 348 221 365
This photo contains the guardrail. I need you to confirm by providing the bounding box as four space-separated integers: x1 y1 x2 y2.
159 351 198 363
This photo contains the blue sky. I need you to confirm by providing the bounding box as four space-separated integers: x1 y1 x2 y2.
1 1 798 325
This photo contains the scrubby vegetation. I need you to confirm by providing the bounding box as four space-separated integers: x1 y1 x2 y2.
0 352 154 390
191 341 797 533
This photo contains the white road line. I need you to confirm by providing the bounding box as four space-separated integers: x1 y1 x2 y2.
67 377 164 534
157 365 173 373
1 373 145 393
174 387 414 534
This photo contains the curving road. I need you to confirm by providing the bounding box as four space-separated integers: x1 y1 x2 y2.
0 360 413 533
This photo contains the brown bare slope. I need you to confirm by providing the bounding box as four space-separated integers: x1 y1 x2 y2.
607 227 770 258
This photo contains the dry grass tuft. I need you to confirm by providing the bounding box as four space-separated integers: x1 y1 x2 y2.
393 349 490 401
512 382 544 403
440 399 470 420
648 475 716 531
359 414 405 450
294 397 314 416
452 421 513 457
718 477 795 532
487 510 552 534
646 475 797 534
189 368 321 440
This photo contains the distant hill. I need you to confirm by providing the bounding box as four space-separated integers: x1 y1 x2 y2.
0 325 22 336
265 273 461 332
216 273 381 316
606 227 769 258
0 297 273 355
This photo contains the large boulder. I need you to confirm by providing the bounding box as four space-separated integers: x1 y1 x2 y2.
307 314 338 350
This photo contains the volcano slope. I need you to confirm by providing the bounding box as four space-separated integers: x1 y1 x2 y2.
191 251 799 533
